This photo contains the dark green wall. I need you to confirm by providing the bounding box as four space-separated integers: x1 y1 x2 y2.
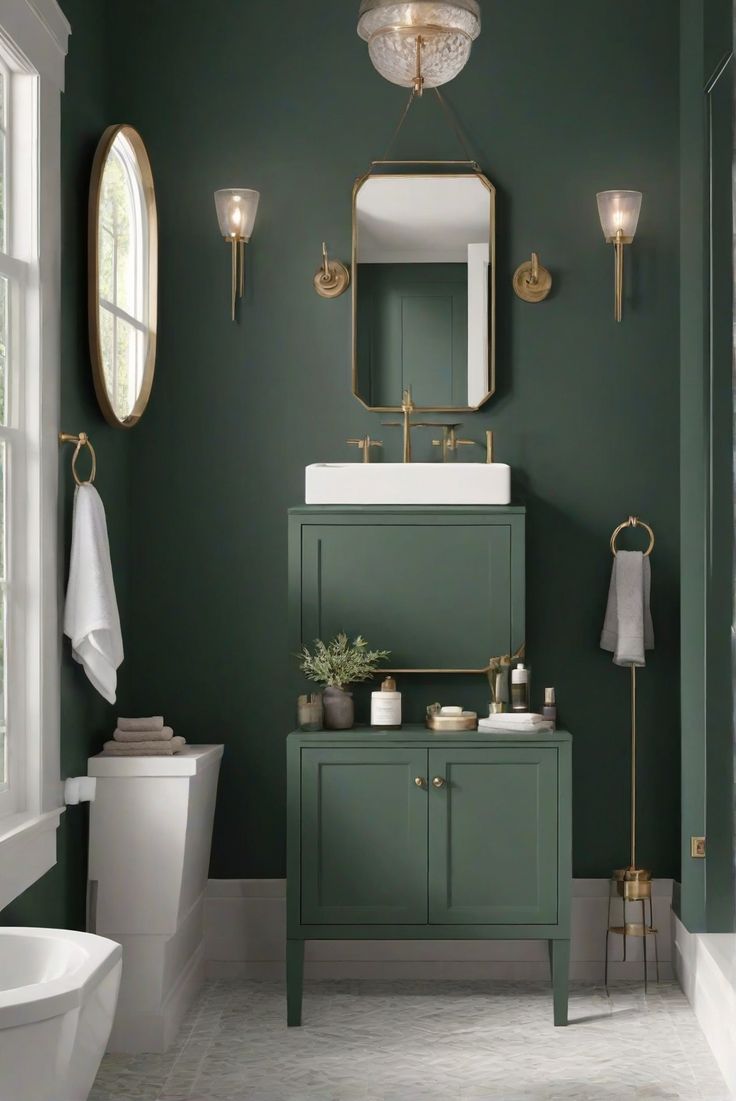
1 2 684 927
104 0 681 880
1 0 133 926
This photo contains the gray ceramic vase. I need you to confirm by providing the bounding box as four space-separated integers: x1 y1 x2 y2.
323 686 354 730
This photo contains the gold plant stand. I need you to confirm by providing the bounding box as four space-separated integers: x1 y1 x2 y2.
605 518 660 991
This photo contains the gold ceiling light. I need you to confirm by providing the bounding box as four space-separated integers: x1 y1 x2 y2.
357 0 481 95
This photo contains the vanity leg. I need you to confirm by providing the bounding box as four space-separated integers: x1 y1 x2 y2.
550 939 570 1026
286 939 304 1027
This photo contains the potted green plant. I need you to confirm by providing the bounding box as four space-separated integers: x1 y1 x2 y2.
298 633 390 729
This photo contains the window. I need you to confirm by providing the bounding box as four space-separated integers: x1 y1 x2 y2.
0 0 68 908
0 50 33 818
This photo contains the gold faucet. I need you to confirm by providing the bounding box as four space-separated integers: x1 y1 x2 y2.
432 424 475 463
382 387 446 463
346 435 383 464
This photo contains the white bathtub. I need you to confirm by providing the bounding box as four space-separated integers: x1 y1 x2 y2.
0 927 122 1101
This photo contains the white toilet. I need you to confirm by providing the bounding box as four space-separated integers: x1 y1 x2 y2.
87 744 223 1053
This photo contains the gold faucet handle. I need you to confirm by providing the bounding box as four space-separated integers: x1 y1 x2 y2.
347 435 383 464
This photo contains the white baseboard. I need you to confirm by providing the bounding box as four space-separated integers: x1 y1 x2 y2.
673 916 736 1098
204 878 674 982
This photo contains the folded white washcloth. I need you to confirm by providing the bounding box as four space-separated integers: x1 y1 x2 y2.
600 549 654 667
117 716 164 732
63 484 123 704
113 726 174 743
102 736 186 756
479 715 554 733
484 712 549 725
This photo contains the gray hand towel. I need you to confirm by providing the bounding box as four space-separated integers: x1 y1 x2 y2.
102 736 186 755
117 716 164 731
113 726 174 743
600 550 654 666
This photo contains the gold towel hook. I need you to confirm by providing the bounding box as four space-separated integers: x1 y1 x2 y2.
610 515 654 557
59 431 97 487
512 251 552 302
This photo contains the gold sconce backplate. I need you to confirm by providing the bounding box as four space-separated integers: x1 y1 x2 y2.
513 252 552 303
314 242 350 299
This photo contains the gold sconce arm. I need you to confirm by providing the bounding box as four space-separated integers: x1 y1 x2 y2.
314 242 350 299
513 251 552 302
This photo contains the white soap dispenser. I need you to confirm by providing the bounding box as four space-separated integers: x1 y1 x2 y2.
511 663 529 712
371 676 402 730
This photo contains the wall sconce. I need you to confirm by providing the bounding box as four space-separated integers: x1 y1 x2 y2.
313 242 350 299
214 188 260 321
596 190 642 322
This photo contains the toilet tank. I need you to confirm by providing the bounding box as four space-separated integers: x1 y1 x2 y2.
87 746 223 935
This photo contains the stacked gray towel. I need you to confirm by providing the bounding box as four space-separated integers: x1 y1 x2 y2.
102 715 187 756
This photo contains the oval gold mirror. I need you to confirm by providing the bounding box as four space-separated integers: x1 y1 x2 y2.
89 125 158 428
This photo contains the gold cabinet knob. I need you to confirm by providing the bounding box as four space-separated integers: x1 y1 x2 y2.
414 776 426 788
432 776 446 789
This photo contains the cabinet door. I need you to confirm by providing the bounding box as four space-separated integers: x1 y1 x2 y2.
428 748 558 924
299 520 513 671
301 748 428 924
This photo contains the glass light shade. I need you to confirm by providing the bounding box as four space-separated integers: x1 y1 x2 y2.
357 1 481 89
596 190 642 242
214 188 260 241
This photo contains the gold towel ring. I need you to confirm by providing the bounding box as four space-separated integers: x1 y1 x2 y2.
59 432 97 486
610 515 654 557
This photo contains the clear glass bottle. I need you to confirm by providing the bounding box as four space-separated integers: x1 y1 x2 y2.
511 663 529 712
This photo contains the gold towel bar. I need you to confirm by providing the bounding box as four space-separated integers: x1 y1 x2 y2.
610 515 654 557
59 432 97 486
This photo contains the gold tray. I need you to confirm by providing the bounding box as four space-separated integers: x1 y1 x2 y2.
426 712 478 732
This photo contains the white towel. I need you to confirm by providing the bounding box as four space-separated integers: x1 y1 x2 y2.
479 715 554 733
63 484 123 704
484 712 549 726
600 550 654 667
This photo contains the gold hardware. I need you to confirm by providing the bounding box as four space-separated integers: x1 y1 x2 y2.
314 242 350 299
691 836 706 858
426 713 477 731
382 386 448 463
432 776 447 789
431 425 474 462
610 515 655 558
605 515 658 991
352 168 496 413
346 435 383 463
225 237 251 322
485 430 495 464
414 776 426 788
59 431 97 486
513 251 552 303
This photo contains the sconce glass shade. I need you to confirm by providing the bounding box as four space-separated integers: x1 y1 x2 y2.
214 188 260 241
357 0 481 89
596 190 642 243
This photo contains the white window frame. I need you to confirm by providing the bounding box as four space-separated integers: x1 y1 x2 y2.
0 0 68 910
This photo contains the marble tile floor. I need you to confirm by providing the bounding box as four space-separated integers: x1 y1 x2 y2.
89 980 730 1101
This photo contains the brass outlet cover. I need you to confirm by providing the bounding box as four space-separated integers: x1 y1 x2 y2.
690 836 706 858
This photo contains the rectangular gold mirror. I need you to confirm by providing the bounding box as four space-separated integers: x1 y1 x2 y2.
352 169 495 413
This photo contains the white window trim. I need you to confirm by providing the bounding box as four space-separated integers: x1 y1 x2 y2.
0 0 68 911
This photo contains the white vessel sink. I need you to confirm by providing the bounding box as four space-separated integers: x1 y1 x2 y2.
305 463 511 505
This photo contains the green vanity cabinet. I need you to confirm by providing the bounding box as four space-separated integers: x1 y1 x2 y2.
287 729 572 1028
288 507 525 672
